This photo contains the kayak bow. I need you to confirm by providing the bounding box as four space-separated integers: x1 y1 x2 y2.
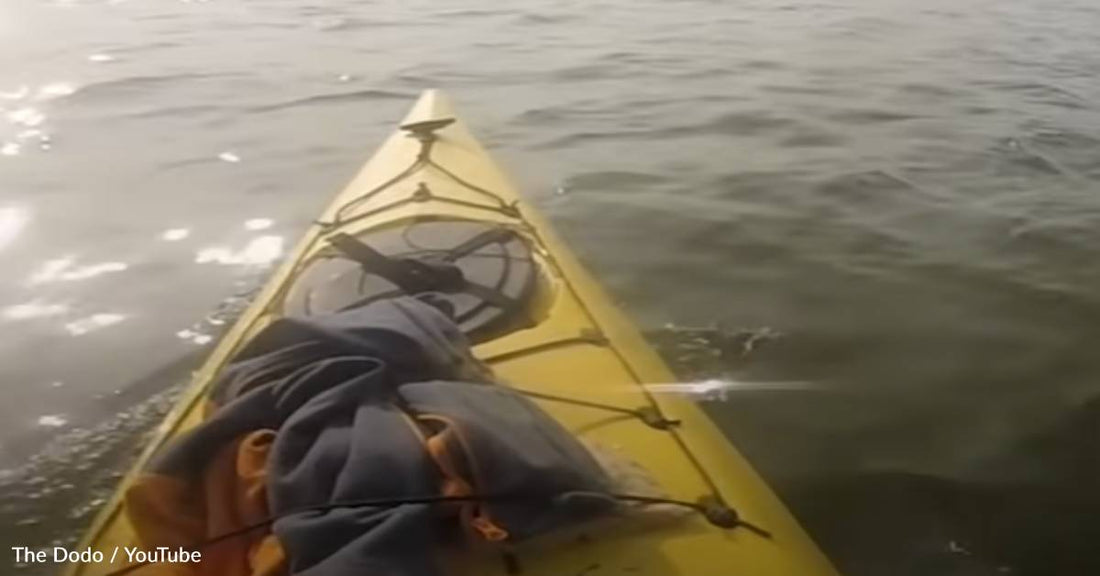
66 90 838 576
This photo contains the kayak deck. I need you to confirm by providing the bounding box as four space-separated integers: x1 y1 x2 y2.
66 90 837 576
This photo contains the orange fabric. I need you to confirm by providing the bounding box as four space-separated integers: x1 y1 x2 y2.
124 430 285 576
426 430 473 499
419 415 509 542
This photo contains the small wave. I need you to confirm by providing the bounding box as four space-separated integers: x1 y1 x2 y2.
780 128 846 148
511 11 579 25
549 63 623 82
984 80 1087 110
1022 129 1100 180
248 89 412 113
814 169 927 208
514 101 622 125
709 170 811 197
71 72 233 101
0 384 187 564
826 108 923 125
1027 127 1100 150
895 82 959 99
992 137 1070 177
309 17 368 32
159 156 214 170
647 324 784 380
535 111 800 149
698 111 800 136
429 8 505 19
515 107 568 125
742 59 787 71
761 82 853 97
534 129 650 149
597 51 654 65
563 170 671 192
116 103 228 120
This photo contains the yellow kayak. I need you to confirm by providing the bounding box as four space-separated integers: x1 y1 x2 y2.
66 89 837 576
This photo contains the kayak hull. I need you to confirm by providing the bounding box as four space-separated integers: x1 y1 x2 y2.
66 90 838 576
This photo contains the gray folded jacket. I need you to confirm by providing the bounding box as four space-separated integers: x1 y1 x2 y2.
143 296 613 576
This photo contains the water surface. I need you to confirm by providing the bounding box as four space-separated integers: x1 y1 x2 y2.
3 0 1100 573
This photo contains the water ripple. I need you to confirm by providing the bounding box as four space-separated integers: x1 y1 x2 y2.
247 88 413 114
70 73 237 102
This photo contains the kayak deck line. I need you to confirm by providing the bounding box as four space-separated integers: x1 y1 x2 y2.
66 89 840 576
95 492 772 576
329 113 739 519
242 106 740 528
480 329 609 364
507 386 681 431
328 118 517 227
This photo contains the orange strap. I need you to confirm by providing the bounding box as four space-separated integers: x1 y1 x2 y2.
419 415 509 542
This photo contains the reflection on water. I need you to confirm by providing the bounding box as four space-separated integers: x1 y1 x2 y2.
0 207 29 251
217 151 241 163
195 234 284 266
174 328 213 345
243 217 273 231
0 86 31 100
63 312 126 337
35 415 68 428
29 258 129 284
37 83 77 100
0 81 69 157
7 108 45 128
159 228 190 241
644 378 817 402
2 301 69 321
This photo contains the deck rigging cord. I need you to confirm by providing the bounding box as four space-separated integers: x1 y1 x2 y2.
318 117 762 537
99 117 773 575
96 491 769 576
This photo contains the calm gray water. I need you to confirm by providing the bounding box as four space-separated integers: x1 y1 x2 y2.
3 0 1100 573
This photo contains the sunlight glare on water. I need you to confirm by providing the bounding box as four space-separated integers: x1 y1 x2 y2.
195 235 285 266
63 313 127 337
0 206 29 251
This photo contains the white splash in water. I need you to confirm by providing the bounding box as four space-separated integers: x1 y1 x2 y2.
0 85 29 100
28 258 128 284
28 257 74 284
87 53 117 63
243 217 273 231
65 262 128 281
160 227 190 241
217 151 241 163
195 235 284 266
7 107 45 127
36 83 77 100
5 127 51 153
37 415 68 428
0 206 29 250
175 328 213 345
64 313 126 336
2 301 69 320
